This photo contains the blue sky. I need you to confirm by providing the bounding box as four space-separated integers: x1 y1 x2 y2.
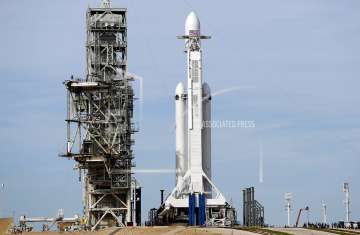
0 0 359 226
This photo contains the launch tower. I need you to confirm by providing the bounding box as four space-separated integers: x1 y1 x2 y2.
63 0 140 230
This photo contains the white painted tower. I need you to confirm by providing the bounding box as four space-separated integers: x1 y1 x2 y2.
285 193 292 227
343 183 350 224
322 202 327 224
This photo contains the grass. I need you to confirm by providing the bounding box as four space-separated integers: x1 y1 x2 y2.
234 226 293 235
306 228 360 235
330 229 360 235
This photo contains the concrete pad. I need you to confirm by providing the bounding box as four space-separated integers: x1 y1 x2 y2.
20 226 260 235
199 227 260 235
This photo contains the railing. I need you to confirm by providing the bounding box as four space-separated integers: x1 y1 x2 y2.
90 21 126 30
88 41 127 48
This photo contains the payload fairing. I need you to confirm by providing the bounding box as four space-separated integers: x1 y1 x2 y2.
160 12 235 226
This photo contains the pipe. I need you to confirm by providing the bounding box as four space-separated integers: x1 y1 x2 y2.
160 190 165 205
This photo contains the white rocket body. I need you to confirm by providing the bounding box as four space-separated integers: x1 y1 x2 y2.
169 12 226 209
186 13 204 193
175 11 209 193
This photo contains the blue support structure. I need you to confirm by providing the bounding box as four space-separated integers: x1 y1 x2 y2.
188 193 196 225
199 193 206 226
203 193 207 225
198 193 203 225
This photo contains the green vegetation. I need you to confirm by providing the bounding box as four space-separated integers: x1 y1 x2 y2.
311 228 360 235
235 226 293 235
331 229 360 235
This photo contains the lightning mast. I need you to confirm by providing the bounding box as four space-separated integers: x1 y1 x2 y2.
322 202 327 224
343 183 350 223
285 193 292 227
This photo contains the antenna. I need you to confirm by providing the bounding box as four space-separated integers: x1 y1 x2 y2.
285 193 292 227
102 0 111 8
343 182 350 223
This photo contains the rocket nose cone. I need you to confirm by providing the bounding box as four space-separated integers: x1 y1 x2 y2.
185 11 200 35
203 83 211 101
202 82 211 95
175 82 185 94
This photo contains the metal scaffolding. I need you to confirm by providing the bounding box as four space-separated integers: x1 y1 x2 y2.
243 187 265 227
62 5 138 230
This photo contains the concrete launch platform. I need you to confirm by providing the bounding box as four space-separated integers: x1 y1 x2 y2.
17 226 259 235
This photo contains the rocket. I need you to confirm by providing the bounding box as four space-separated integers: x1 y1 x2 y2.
171 11 227 203
162 12 233 226
175 11 212 194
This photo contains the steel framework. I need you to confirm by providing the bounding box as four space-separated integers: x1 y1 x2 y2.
63 5 137 230
243 187 264 227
